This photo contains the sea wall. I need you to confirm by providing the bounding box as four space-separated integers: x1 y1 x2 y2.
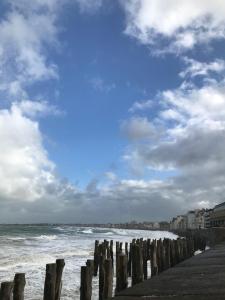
172 227 225 247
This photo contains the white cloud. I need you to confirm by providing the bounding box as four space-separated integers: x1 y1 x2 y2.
180 57 225 79
0 0 60 101
75 0 104 13
0 105 55 202
121 117 158 141
129 99 153 113
121 0 225 53
15 100 63 118
90 77 116 93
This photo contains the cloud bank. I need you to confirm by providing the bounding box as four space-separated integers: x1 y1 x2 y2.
0 0 225 223
121 0 225 53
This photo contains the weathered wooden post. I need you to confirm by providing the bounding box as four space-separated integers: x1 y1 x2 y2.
128 243 132 277
170 240 176 267
131 243 143 286
116 241 120 281
0 282 14 300
143 240 148 280
13 273 26 300
150 240 158 277
125 242 128 258
103 259 113 300
179 239 184 261
55 259 65 300
116 254 128 293
164 239 171 270
110 240 114 268
174 239 180 264
43 263 56 300
99 255 105 300
156 239 162 273
94 240 99 276
80 266 92 300
86 260 94 276
147 239 151 261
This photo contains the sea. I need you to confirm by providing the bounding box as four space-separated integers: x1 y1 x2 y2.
0 224 177 299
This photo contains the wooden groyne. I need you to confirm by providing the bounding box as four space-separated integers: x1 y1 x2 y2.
0 258 65 300
113 242 225 300
79 236 206 300
0 234 206 299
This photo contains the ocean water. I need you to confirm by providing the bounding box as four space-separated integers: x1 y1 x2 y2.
0 225 177 299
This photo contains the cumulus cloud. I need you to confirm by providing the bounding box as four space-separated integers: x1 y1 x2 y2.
0 0 62 101
129 99 153 113
121 117 158 141
121 0 225 53
124 76 225 213
180 57 225 79
15 100 63 118
1 0 225 223
75 0 104 14
0 104 55 202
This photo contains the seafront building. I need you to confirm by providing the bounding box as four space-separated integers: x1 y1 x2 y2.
170 202 225 230
210 202 225 227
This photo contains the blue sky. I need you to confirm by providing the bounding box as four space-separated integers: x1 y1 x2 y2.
38 2 181 186
1 0 225 223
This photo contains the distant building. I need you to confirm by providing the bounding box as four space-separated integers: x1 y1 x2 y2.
204 209 213 228
187 211 196 229
159 221 170 231
170 215 187 230
210 202 225 227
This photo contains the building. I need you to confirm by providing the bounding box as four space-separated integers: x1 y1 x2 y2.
170 215 187 230
186 211 196 229
159 221 170 231
204 209 213 228
210 202 225 227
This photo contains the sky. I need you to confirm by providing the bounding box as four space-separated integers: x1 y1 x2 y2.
0 0 225 223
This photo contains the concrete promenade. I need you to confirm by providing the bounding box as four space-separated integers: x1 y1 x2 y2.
113 242 225 300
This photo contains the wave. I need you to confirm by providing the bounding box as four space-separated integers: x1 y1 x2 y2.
33 235 57 241
80 229 93 234
5 237 26 241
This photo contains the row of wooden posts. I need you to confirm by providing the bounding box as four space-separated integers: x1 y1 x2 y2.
0 235 206 300
0 259 65 300
80 236 206 300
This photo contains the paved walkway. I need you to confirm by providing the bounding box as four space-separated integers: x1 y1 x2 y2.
113 243 225 300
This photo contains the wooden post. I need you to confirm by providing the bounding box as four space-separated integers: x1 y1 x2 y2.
13 273 25 300
80 266 92 300
150 240 158 277
94 240 99 276
86 260 94 276
131 244 143 286
174 240 180 264
143 240 148 280
128 243 132 277
55 259 65 300
147 239 151 260
99 255 105 300
43 263 56 300
116 254 128 293
116 242 120 282
0 282 14 300
164 239 171 270
156 239 162 273
170 240 176 267
110 240 114 268
103 259 113 300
